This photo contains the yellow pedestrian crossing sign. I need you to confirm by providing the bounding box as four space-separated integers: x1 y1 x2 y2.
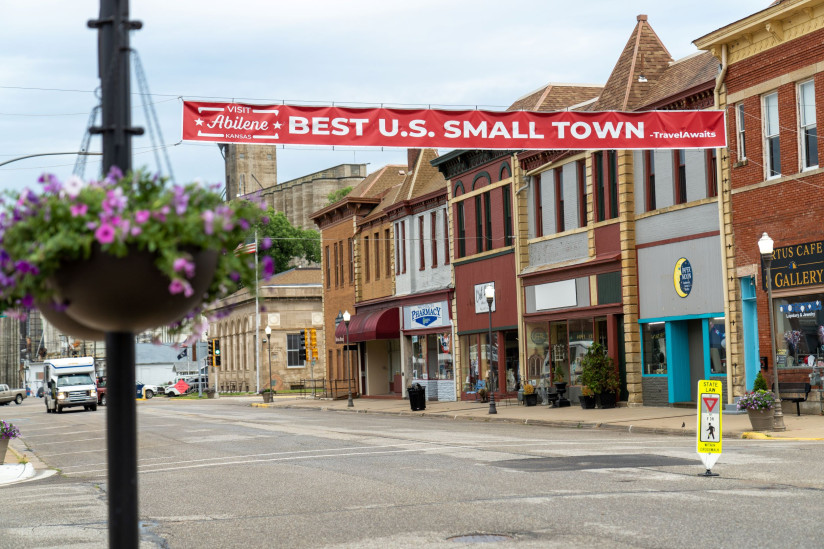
697 379 722 474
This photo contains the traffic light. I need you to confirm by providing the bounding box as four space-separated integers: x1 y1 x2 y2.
310 329 317 351
299 330 307 363
213 338 221 367
207 340 214 366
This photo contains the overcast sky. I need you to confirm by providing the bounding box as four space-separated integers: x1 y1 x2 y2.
0 0 760 192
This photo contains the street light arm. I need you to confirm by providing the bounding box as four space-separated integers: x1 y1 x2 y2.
0 151 102 168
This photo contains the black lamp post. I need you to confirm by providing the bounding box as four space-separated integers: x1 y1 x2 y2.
485 285 497 415
264 325 272 396
758 232 786 431
343 310 354 407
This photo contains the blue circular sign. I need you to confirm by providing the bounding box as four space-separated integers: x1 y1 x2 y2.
674 257 693 298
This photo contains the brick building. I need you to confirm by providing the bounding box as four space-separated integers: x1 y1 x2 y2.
696 0 824 411
310 165 406 397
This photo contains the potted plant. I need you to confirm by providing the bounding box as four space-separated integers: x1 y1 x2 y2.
0 419 21 464
579 385 597 409
478 387 489 403
261 388 274 403
580 342 620 409
553 364 566 390
0 168 268 342
522 382 538 406
736 389 775 431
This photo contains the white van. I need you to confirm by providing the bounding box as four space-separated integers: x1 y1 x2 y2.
44 357 98 413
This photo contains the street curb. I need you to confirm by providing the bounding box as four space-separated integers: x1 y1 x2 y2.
254 402 786 439
741 431 824 440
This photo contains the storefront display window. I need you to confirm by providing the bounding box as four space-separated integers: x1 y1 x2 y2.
525 323 548 381
462 335 479 392
568 318 593 385
504 331 519 391
772 292 824 368
642 323 667 375
549 321 569 387
708 317 726 374
412 333 454 380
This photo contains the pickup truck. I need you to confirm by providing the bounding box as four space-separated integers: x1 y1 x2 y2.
0 384 27 405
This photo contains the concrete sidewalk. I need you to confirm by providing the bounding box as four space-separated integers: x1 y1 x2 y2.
1 441 36 486
255 395 824 440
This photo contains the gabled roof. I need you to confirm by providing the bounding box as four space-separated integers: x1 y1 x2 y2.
359 182 404 225
396 148 446 202
589 14 673 111
636 51 718 110
264 267 322 285
349 164 408 199
508 83 603 112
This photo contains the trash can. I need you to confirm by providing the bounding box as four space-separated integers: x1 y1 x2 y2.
408 383 426 411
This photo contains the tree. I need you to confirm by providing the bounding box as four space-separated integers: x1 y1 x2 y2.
326 186 352 205
250 209 320 275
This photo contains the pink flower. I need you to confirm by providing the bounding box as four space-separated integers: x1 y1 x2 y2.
94 223 116 244
135 210 150 224
168 279 194 297
70 203 88 217
173 257 196 279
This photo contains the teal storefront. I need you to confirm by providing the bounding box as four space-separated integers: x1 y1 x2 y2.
637 236 727 405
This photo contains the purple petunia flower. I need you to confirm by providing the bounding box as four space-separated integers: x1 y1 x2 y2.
262 256 275 279
168 278 194 297
173 257 196 279
70 203 88 217
201 210 214 235
95 223 116 244
261 237 272 250
135 210 150 224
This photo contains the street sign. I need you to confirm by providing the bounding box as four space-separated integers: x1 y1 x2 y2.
697 379 722 474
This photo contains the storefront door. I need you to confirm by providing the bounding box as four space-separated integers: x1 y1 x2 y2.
667 321 691 402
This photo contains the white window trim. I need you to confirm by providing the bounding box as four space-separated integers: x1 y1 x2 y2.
762 91 781 180
798 79 818 171
286 333 303 368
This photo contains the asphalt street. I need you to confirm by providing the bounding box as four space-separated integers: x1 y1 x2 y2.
2 396 824 548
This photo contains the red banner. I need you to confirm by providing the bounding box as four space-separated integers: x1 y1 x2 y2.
182 101 726 150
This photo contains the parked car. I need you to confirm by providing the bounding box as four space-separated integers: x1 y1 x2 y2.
97 377 107 406
0 383 27 405
136 382 159 399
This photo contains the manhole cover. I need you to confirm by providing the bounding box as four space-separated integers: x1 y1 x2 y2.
492 454 695 472
448 534 513 543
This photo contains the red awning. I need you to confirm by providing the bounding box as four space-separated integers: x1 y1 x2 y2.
334 308 400 343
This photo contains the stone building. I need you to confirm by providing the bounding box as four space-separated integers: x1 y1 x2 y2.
207 267 324 393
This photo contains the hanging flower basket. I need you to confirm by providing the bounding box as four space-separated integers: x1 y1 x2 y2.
0 168 270 341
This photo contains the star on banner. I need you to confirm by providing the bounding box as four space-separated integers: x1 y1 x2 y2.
194 118 204 126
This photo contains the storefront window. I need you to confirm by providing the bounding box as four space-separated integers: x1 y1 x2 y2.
708 317 726 374
549 321 569 388
525 323 548 382
504 331 519 391
773 293 824 368
643 323 667 375
412 333 454 380
481 332 497 389
568 318 593 385
462 335 479 392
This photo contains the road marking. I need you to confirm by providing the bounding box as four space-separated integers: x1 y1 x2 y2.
35 437 105 445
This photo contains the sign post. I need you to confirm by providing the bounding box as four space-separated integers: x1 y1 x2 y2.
697 379 722 476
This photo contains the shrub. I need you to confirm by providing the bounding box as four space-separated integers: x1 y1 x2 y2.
753 370 769 392
580 342 620 395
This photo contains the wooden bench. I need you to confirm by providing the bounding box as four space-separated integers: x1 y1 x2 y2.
773 382 811 416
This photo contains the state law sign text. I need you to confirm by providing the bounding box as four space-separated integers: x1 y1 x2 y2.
182 101 726 150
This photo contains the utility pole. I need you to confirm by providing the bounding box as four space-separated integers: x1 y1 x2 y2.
87 2 143 548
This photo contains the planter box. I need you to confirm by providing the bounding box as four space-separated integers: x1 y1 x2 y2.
580 395 597 409
746 408 774 431
262 392 273 403
523 393 538 406
597 392 617 409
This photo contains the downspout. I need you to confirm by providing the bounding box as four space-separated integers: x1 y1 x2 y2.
713 43 733 403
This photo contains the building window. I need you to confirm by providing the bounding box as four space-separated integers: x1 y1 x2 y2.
502 184 513 246
333 242 339 287
287 334 301 367
644 150 656 211
534 174 543 237
419 216 425 270
374 231 380 280
554 169 565 233
642 323 667 375
394 223 400 275
576 159 586 227
385 228 391 277
457 203 466 258
706 149 718 198
483 191 492 251
594 151 618 221
764 91 781 178
325 246 330 288
338 240 344 285
673 149 687 204
348 238 353 284
799 80 818 170
364 235 370 282
401 221 407 273
736 103 747 161
430 212 438 267
475 195 483 254
443 208 450 265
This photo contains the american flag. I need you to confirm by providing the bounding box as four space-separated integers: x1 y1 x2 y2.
234 240 257 255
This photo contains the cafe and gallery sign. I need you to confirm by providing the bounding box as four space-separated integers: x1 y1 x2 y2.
762 240 824 290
